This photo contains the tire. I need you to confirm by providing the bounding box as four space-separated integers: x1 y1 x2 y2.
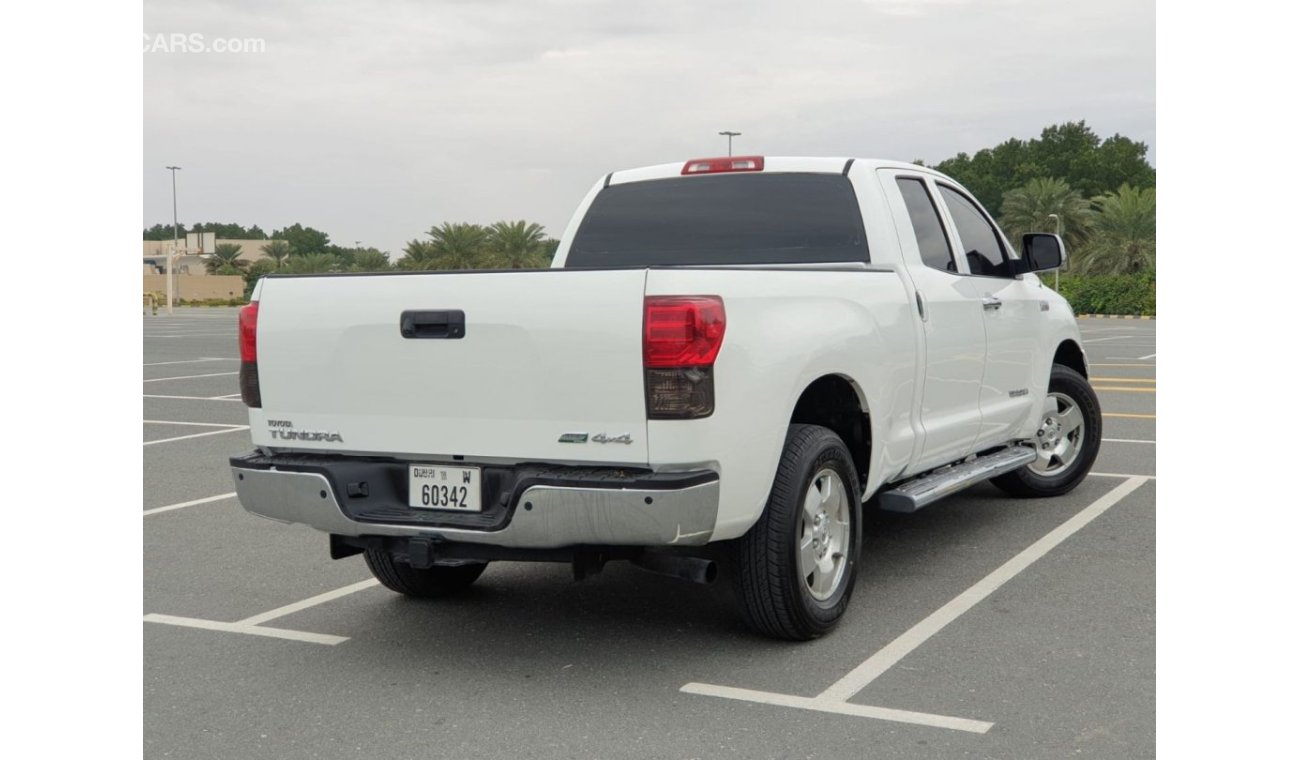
991 364 1102 498
733 424 862 641
363 547 488 598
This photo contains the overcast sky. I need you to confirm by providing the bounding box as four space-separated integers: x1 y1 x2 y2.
144 0 1154 255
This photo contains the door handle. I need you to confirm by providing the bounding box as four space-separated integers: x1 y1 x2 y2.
400 310 466 339
982 296 1002 311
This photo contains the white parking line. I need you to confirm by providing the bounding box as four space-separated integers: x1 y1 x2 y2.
1103 438 1156 444
144 371 239 383
144 419 246 428
142 492 237 517
143 357 237 366
144 394 242 402
238 579 381 626
679 684 993 734
1081 336 1131 344
144 426 249 446
143 578 380 646
681 475 1150 731
143 614 348 646
819 476 1148 700
1138 353 1156 360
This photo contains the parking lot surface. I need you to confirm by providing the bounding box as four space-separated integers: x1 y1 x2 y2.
144 310 1155 759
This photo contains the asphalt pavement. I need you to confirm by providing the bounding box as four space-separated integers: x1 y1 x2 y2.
144 309 1155 759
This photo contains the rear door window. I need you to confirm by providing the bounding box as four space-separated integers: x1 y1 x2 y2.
566 173 868 267
895 178 956 273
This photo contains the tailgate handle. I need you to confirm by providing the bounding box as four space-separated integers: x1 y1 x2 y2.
400 310 465 339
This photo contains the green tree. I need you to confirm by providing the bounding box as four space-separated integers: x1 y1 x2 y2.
928 121 1155 213
271 224 331 256
398 223 491 270
205 243 248 274
190 222 268 239
350 249 391 272
1075 185 1157 275
281 253 341 274
998 178 1094 250
486 220 550 268
143 223 182 241
242 259 278 298
261 240 292 269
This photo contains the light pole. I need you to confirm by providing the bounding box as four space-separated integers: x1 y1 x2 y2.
166 166 182 314
1047 213 1062 291
718 130 741 156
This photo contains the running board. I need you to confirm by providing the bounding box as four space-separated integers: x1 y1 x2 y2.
878 446 1037 513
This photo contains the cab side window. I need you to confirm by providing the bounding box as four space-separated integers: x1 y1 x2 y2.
896 178 956 273
937 185 1011 277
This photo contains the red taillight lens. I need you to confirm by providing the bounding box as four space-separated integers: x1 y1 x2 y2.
681 156 764 175
238 301 259 362
239 301 261 407
644 296 724 420
644 296 726 368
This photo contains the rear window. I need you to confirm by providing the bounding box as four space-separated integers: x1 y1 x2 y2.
565 173 868 267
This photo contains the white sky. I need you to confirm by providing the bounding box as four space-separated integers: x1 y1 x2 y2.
144 0 1155 255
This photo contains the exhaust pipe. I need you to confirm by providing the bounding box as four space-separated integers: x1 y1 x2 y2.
630 553 717 585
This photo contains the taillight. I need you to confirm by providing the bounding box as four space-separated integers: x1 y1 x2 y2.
681 156 764 175
238 301 261 408
643 296 725 419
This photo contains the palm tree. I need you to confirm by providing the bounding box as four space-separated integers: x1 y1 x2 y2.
486 220 550 268
398 223 491 270
998 177 1094 251
205 243 247 274
350 249 392 272
397 239 438 270
1075 184 1156 275
281 253 341 274
261 240 292 269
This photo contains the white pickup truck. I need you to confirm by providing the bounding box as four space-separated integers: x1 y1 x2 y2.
231 156 1100 640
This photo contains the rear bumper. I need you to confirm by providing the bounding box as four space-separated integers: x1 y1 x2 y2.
229 453 719 549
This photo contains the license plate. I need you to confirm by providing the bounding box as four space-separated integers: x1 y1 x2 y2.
408 464 482 512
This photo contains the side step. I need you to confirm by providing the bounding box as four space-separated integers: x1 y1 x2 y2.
878 446 1036 513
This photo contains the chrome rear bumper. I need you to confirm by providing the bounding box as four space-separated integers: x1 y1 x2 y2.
230 456 719 549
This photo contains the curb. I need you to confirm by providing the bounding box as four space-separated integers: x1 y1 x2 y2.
1077 314 1154 320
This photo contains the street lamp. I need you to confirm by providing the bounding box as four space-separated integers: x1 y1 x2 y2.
718 130 741 156
166 166 182 315
1046 213 1063 291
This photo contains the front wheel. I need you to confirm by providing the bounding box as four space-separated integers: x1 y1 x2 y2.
991 364 1102 498
733 424 862 641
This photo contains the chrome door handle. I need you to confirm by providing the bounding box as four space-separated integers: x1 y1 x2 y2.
982 296 1002 310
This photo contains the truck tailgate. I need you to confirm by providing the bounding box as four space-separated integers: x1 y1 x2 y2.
252 269 649 464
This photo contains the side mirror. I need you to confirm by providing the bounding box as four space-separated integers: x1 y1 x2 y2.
1020 233 1065 273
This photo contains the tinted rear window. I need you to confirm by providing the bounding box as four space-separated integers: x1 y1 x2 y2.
565 173 868 267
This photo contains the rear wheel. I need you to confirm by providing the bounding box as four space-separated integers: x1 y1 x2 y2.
991 364 1102 498
733 424 862 641
363 547 487 598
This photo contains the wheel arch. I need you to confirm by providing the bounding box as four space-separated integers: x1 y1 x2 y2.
1053 339 1088 378
789 374 872 488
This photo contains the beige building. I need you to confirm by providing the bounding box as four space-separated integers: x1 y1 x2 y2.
143 237 277 302
144 274 246 301
142 238 280 275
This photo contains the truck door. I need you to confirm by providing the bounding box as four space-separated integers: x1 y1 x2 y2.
933 183 1040 449
879 170 987 474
